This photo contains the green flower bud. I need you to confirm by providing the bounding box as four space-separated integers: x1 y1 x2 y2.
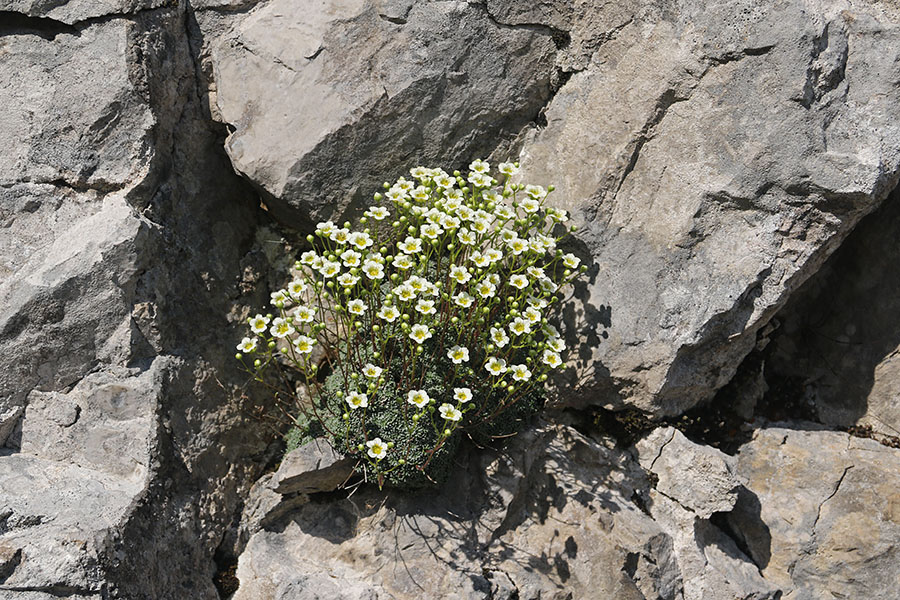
482 306 490 314
350 373 359 380
507 385 515 393
416 345 424 354
253 359 261 367
374 192 383 200
412 414 420 422
387 442 395 449
358 443 366 451
383 182 390 189
281 347 289 354
268 341 276 349
398 459 406 465
570 225 578 232
580 265 588 272
342 413 349 420
336 391 344 398
399 216 407 223
378 377 385 384
392 221 400 228
450 317 458 324
276 300 284 309
235 353 242 360
306 234 315 243
408 226 416 235
447 243 455 251
547 185 555 192
373 352 381 359
343 221 351 229
453 170 461 177
372 325 381 333
402 313 410 321
443 429 451 436
486 344 495 353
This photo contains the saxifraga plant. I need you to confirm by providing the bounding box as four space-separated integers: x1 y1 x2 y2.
235 160 586 489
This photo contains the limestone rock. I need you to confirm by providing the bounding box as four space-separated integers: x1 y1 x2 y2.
764 186 900 437
197 0 558 229
513 0 900 416
728 427 900 600
273 438 355 495
233 423 684 600
637 428 778 600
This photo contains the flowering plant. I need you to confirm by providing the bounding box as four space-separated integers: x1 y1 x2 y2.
236 160 585 489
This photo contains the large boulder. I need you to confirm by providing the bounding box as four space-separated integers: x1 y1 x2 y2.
727 427 900 600
195 0 559 230
510 0 900 416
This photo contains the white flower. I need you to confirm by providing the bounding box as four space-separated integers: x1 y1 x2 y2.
433 172 455 189
406 276 429 293
425 208 444 225
395 177 414 192
299 250 318 266
470 251 490 268
453 387 473 403
483 190 503 204
288 279 307 299
525 184 547 200
520 197 540 213
455 205 474 221
410 166 431 180
509 274 528 289
346 391 368 409
494 204 515 220
498 162 519 176
540 278 558 293
485 357 508 376
507 238 528 255
527 295 548 309
490 327 509 348
476 281 496 298
330 228 350 244
236 337 257 353
537 233 556 251
398 236 422 254
377 305 400 322
407 389 430 408
526 266 545 280
385 188 407 202
249 314 270 333
363 363 383 379
366 437 388 459
511 364 532 382
270 317 295 338
471 219 489 234
446 188 463 200
338 272 360 287
348 231 374 250
548 207 569 222
411 186 430 202
441 214 460 230
294 305 316 323
420 222 443 240
294 335 315 354
409 324 432 343
392 253 414 270
362 260 385 280
467 172 491 187
316 221 337 236
484 248 503 263
415 299 436 315
449 265 472 284
347 299 368 315
457 228 477 245
469 159 490 173
548 337 566 352
509 317 532 336
395 284 416 302
489 273 500 285
319 260 341 278
542 350 562 368
271 289 290 305
439 403 462 422
340 250 362 267
447 345 470 364
365 206 390 220
563 253 581 269
453 292 474 308
524 306 542 323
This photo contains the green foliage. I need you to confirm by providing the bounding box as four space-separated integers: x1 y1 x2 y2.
235 160 585 489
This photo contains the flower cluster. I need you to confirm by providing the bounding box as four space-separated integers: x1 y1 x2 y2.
236 160 585 488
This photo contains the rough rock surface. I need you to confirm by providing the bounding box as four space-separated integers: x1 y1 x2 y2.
728 427 900 600
233 423 686 600
764 186 900 436
0 3 277 598
196 0 558 230
2 0 900 598
512 0 900 415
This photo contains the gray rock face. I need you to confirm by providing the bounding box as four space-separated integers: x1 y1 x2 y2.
197 0 558 230
512 0 900 416
273 438 355 495
234 423 684 600
764 186 900 437
0 4 276 598
636 428 778 600
728 427 900 600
